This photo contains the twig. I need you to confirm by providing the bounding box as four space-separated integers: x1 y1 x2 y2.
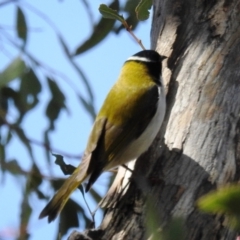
121 20 146 50
126 26 146 50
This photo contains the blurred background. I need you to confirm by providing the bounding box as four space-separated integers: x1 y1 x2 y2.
0 0 151 239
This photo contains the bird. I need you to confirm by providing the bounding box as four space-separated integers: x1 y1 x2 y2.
39 50 166 223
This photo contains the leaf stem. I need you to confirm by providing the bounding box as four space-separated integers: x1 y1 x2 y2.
126 25 146 50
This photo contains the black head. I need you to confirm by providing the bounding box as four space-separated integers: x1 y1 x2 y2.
127 50 166 85
132 50 166 63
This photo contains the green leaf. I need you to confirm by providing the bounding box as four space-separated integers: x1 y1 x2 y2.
28 164 43 192
198 185 240 214
161 217 186 240
114 1 139 33
59 199 80 236
74 0 119 55
53 153 76 175
19 203 32 240
19 184 32 240
0 144 5 162
6 129 13 144
0 87 9 119
53 153 86 194
135 0 152 21
0 144 6 176
45 78 66 130
146 194 186 240
1 68 41 123
0 57 26 88
198 184 240 230
99 4 124 22
21 68 41 96
51 178 65 191
145 196 163 240
4 159 24 175
2 86 29 124
16 6 28 45
20 68 42 111
35 189 46 199
47 78 65 103
74 17 115 55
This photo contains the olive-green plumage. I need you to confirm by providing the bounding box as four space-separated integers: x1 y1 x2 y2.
39 50 166 222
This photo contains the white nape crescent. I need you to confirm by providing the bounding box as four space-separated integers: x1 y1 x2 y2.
127 56 153 62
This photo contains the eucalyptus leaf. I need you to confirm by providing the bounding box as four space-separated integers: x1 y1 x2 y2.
0 57 26 88
21 69 41 96
28 164 43 191
4 159 24 175
198 184 240 231
0 87 8 121
53 153 76 175
0 144 6 175
74 17 115 55
0 144 5 161
75 0 119 55
36 189 46 199
3 87 26 121
145 196 163 240
99 4 124 23
6 129 13 144
16 6 28 45
198 185 240 214
19 192 32 240
135 0 152 21
45 78 66 130
161 217 186 240
59 199 81 236
20 68 42 112
114 0 139 33
51 178 65 191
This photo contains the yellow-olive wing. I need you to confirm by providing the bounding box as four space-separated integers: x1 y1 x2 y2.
84 84 159 191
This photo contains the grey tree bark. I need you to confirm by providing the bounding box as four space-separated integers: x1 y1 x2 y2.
69 0 240 239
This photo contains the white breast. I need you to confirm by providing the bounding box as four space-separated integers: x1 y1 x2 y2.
117 85 166 164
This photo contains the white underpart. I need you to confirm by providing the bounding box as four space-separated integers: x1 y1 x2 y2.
106 80 166 169
122 83 166 160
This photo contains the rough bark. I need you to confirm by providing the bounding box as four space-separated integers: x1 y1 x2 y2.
69 0 240 239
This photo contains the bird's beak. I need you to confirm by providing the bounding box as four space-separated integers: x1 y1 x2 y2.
161 55 167 61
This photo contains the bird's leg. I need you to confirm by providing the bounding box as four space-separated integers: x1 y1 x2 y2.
122 164 133 173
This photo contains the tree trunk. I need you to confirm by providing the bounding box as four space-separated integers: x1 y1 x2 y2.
69 0 240 239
